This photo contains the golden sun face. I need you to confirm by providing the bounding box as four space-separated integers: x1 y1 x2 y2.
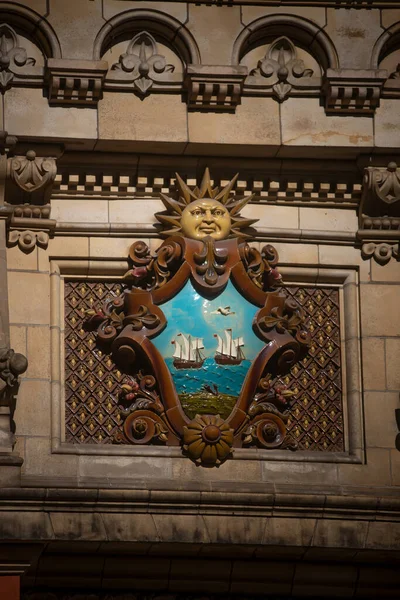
180 199 232 240
155 168 258 241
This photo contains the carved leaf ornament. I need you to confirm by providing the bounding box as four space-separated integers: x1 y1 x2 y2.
112 31 175 96
372 162 400 204
0 24 36 92
251 36 313 102
86 169 310 466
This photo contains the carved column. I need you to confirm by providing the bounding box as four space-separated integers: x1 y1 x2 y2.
0 133 27 483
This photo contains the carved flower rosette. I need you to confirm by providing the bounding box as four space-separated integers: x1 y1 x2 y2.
86 171 310 466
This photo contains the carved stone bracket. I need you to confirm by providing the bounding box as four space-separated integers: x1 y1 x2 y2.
46 58 108 106
4 149 57 250
323 68 387 114
358 162 400 264
185 65 247 112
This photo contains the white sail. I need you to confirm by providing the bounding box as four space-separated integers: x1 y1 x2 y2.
214 333 224 354
233 336 244 349
191 337 204 351
224 329 233 357
172 340 181 359
174 333 190 361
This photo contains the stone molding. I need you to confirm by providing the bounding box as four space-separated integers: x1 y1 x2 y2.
46 59 108 106
323 69 388 114
5 487 400 597
358 162 400 264
185 65 247 112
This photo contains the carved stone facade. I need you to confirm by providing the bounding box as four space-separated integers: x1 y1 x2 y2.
0 1 399 599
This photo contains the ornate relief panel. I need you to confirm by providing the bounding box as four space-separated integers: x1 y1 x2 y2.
64 280 344 453
58 169 351 467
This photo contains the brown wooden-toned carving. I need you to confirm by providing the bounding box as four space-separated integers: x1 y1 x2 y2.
86 169 310 466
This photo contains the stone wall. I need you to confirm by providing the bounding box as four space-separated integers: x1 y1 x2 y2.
0 0 399 596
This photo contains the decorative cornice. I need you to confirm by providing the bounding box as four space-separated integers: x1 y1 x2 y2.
46 58 108 106
185 65 247 112
323 69 388 115
52 169 363 207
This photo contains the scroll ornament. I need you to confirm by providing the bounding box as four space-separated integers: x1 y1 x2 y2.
86 169 310 466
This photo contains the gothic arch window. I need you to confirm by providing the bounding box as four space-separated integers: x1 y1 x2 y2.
371 21 400 96
232 14 338 103
93 9 200 97
0 3 60 93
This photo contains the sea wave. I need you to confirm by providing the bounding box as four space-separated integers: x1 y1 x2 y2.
165 356 251 396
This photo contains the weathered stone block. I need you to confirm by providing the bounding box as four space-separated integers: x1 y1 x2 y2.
281 97 374 147
99 93 187 144
188 97 281 152
364 392 399 449
51 200 108 224
362 338 386 391
4 88 98 140
386 338 400 391
300 207 358 232
14 380 51 437
338 448 391 486
8 272 50 325
360 284 400 337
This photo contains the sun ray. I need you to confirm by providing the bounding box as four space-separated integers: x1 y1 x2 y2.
155 169 258 240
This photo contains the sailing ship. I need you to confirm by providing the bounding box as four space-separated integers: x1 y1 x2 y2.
171 333 205 369
214 329 245 366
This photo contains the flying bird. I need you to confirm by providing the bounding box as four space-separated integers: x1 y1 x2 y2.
211 306 235 316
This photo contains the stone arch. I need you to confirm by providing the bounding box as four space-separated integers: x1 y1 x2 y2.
371 21 400 69
232 14 339 71
0 2 61 58
93 9 201 66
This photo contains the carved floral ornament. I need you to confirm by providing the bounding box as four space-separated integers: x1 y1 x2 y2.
109 31 177 96
246 36 319 102
0 23 36 92
85 169 310 467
